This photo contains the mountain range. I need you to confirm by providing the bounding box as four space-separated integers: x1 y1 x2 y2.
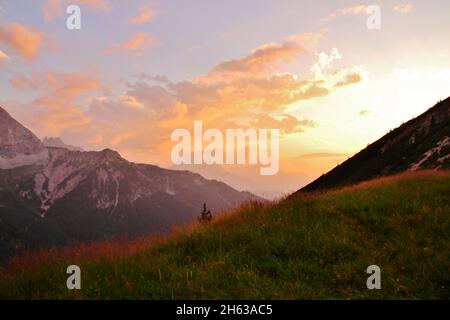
1 96 449 261
0 107 259 260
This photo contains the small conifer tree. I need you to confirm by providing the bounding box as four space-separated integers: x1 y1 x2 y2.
199 203 212 223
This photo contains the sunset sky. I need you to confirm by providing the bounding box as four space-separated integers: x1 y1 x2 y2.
1 0 449 197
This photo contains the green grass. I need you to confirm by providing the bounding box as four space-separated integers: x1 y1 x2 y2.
0 171 449 299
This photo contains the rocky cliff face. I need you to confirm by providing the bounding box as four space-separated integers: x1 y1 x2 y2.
0 106 261 261
0 108 48 169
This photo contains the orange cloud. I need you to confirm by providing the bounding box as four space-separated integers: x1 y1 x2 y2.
334 71 363 87
210 32 321 78
76 0 111 11
43 0 63 21
9 71 105 136
6 31 362 167
253 114 316 134
0 23 45 61
81 32 363 159
394 4 413 14
320 5 368 23
11 71 104 99
129 7 157 24
102 32 158 55
123 32 155 51
32 97 92 135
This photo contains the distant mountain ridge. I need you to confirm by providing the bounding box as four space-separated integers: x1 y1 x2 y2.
0 106 260 261
42 137 83 152
296 97 450 193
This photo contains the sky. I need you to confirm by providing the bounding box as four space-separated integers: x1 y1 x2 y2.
1 0 449 198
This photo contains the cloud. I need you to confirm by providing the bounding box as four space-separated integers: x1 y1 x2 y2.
253 114 316 134
43 0 111 21
139 73 170 84
167 72 331 120
81 33 363 158
10 73 42 90
0 49 9 67
394 4 413 14
10 71 104 99
43 0 63 21
320 5 368 23
210 32 321 78
9 71 105 135
311 48 342 80
101 32 158 55
32 97 92 135
310 49 365 88
122 32 156 51
125 81 177 114
83 55 360 163
359 109 371 116
129 7 157 24
333 70 363 87
76 0 111 11
6 32 363 165
0 23 46 61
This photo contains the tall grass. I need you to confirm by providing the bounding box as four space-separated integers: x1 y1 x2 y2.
0 170 449 299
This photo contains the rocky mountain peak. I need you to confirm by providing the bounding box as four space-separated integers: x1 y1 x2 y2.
0 106 48 169
0 106 44 158
43 137 84 152
99 148 125 162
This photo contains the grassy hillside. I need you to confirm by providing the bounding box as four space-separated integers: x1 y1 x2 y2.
0 171 449 299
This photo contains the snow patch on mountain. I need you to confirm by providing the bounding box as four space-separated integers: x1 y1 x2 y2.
410 137 450 170
0 149 49 169
91 168 122 211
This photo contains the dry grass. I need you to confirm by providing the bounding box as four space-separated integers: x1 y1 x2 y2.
3 170 446 275
0 170 448 299
2 200 270 275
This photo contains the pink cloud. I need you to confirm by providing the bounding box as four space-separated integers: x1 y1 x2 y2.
320 5 368 23
0 23 45 61
101 32 158 55
9 71 106 136
5 31 363 164
10 71 104 99
129 7 157 24
394 4 413 14
210 32 321 78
